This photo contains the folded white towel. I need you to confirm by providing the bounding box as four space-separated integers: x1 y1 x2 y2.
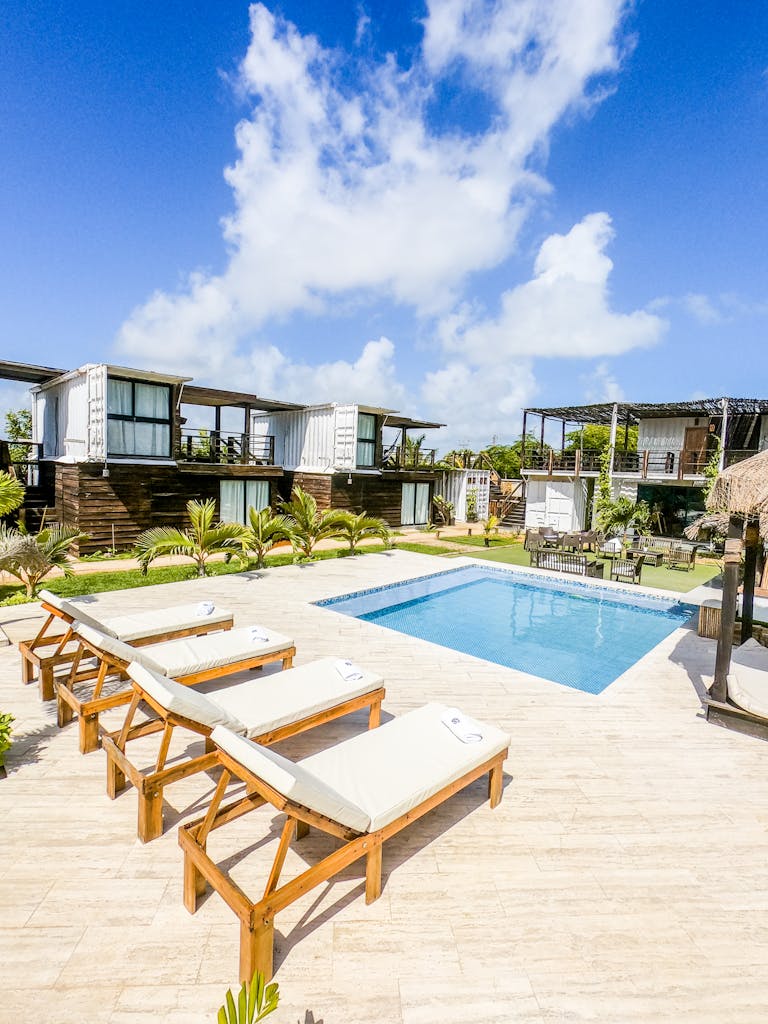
441 707 483 744
250 626 270 643
335 659 364 681
196 601 215 617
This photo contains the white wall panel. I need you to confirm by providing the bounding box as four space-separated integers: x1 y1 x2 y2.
637 417 698 452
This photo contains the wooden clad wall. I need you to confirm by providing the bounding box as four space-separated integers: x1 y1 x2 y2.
282 471 435 526
54 464 274 555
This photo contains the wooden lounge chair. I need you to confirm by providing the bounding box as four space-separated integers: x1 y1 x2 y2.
57 622 296 753
19 589 234 701
664 545 696 571
179 704 510 982
705 638 768 738
532 549 605 579
102 659 385 842
609 555 644 585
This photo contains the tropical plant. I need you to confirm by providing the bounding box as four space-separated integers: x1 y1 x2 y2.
432 494 454 525
597 496 651 548
703 437 723 501
0 711 14 772
240 506 293 569
134 498 246 577
465 489 478 522
0 523 88 597
564 423 638 453
5 408 33 466
217 970 279 1024
481 514 500 547
279 486 347 561
336 511 391 553
0 471 25 517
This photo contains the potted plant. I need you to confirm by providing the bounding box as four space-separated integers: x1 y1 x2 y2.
481 515 500 547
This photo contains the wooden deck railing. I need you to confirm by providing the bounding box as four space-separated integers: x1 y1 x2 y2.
175 429 275 466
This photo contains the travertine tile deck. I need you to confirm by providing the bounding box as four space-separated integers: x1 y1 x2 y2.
2 551 767 1023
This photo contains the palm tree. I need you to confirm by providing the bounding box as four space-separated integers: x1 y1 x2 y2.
279 486 347 561
134 498 246 577
0 523 88 597
481 514 500 547
0 471 24 517
240 506 293 569
597 496 651 549
336 511 391 554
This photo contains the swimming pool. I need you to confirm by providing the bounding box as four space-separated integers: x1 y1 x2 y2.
316 565 696 694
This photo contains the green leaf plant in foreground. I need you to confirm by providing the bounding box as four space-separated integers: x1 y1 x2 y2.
217 971 279 1024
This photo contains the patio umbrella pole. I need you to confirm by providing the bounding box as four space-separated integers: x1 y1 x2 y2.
711 515 743 702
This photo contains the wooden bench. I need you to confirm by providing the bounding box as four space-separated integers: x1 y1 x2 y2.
531 549 605 578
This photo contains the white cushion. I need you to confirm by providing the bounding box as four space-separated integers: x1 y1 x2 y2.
39 590 119 637
73 623 167 675
211 726 371 833
141 626 293 678
127 662 246 734
727 638 768 720
101 603 233 642
302 703 510 831
38 590 233 642
212 703 510 836
213 657 383 737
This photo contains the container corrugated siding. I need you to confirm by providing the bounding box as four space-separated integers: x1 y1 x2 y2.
637 416 694 452
87 364 106 460
252 407 337 472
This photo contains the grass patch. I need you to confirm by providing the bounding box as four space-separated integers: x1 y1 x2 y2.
392 542 452 556
0 543 389 605
446 534 518 548
466 543 722 593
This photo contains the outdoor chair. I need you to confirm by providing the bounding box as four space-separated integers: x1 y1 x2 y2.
561 532 584 552
179 704 510 982
532 549 605 578
664 545 696 571
19 589 233 701
103 658 385 843
610 555 644 585
705 638 768 735
57 622 295 753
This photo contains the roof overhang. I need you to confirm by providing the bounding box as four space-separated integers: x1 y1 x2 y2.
0 359 65 384
383 414 445 430
524 398 768 425
181 384 304 412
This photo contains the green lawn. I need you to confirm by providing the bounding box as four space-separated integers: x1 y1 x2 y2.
393 538 720 594
0 542 388 605
443 534 518 548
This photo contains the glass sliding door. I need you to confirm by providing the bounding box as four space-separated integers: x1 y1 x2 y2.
219 480 270 525
400 482 430 525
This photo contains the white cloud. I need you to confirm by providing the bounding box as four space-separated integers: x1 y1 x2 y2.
437 213 667 361
682 292 722 325
581 361 625 403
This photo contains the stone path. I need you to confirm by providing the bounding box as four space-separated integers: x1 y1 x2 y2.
2 550 767 1023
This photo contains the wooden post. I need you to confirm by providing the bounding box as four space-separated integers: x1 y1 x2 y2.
742 520 760 642
719 398 729 471
711 515 743 702
539 414 545 464
607 403 618 495
521 411 527 470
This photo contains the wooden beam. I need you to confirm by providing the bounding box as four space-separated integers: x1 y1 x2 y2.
712 515 743 702
742 520 760 642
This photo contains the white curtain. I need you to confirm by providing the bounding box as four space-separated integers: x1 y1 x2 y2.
414 483 430 525
107 419 133 455
356 412 376 467
134 421 170 457
246 480 269 516
107 379 132 415
220 481 242 523
401 483 415 526
135 383 169 419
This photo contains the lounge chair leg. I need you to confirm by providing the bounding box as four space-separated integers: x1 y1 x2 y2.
106 756 125 798
282 654 293 669
204 735 215 754
295 819 309 840
368 700 381 729
183 853 206 912
57 693 73 727
240 916 274 983
138 786 164 843
488 763 503 808
365 842 382 904
21 651 34 685
78 714 100 754
39 664 55 702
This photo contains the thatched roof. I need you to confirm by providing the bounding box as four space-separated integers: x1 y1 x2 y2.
684 511 730 541
707 449 768 519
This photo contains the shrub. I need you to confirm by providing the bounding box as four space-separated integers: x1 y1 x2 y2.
0 711 14 770
217 970 278 1023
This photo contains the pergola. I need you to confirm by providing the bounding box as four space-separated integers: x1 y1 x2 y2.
705 449 768 734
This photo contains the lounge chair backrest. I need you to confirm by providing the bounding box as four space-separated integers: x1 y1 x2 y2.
73 622 166 675
211 725 371 833
127 662 247 734
39 589 119 638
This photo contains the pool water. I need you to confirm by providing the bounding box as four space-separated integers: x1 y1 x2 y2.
316 566 695 694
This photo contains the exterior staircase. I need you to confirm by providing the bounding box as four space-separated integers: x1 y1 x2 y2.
489 479 526 531
18 484 55 533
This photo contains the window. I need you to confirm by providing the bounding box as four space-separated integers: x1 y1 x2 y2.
356 412 377 468
219 480 270 525
107 378 171 457
401 482 430 525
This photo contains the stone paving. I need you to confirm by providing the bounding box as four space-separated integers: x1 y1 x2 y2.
2 550 768 1023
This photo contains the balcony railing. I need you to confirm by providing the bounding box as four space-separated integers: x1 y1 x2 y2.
523 447 763 479
383 445 436 471
176 429 275 466
0 438 43 486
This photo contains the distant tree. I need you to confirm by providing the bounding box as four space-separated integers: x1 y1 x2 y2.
564 424 637 453
5 409 33 466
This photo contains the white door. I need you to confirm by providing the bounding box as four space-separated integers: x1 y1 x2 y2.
545 482 575 531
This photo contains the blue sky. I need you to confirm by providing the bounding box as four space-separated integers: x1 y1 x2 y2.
3 0 767 450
